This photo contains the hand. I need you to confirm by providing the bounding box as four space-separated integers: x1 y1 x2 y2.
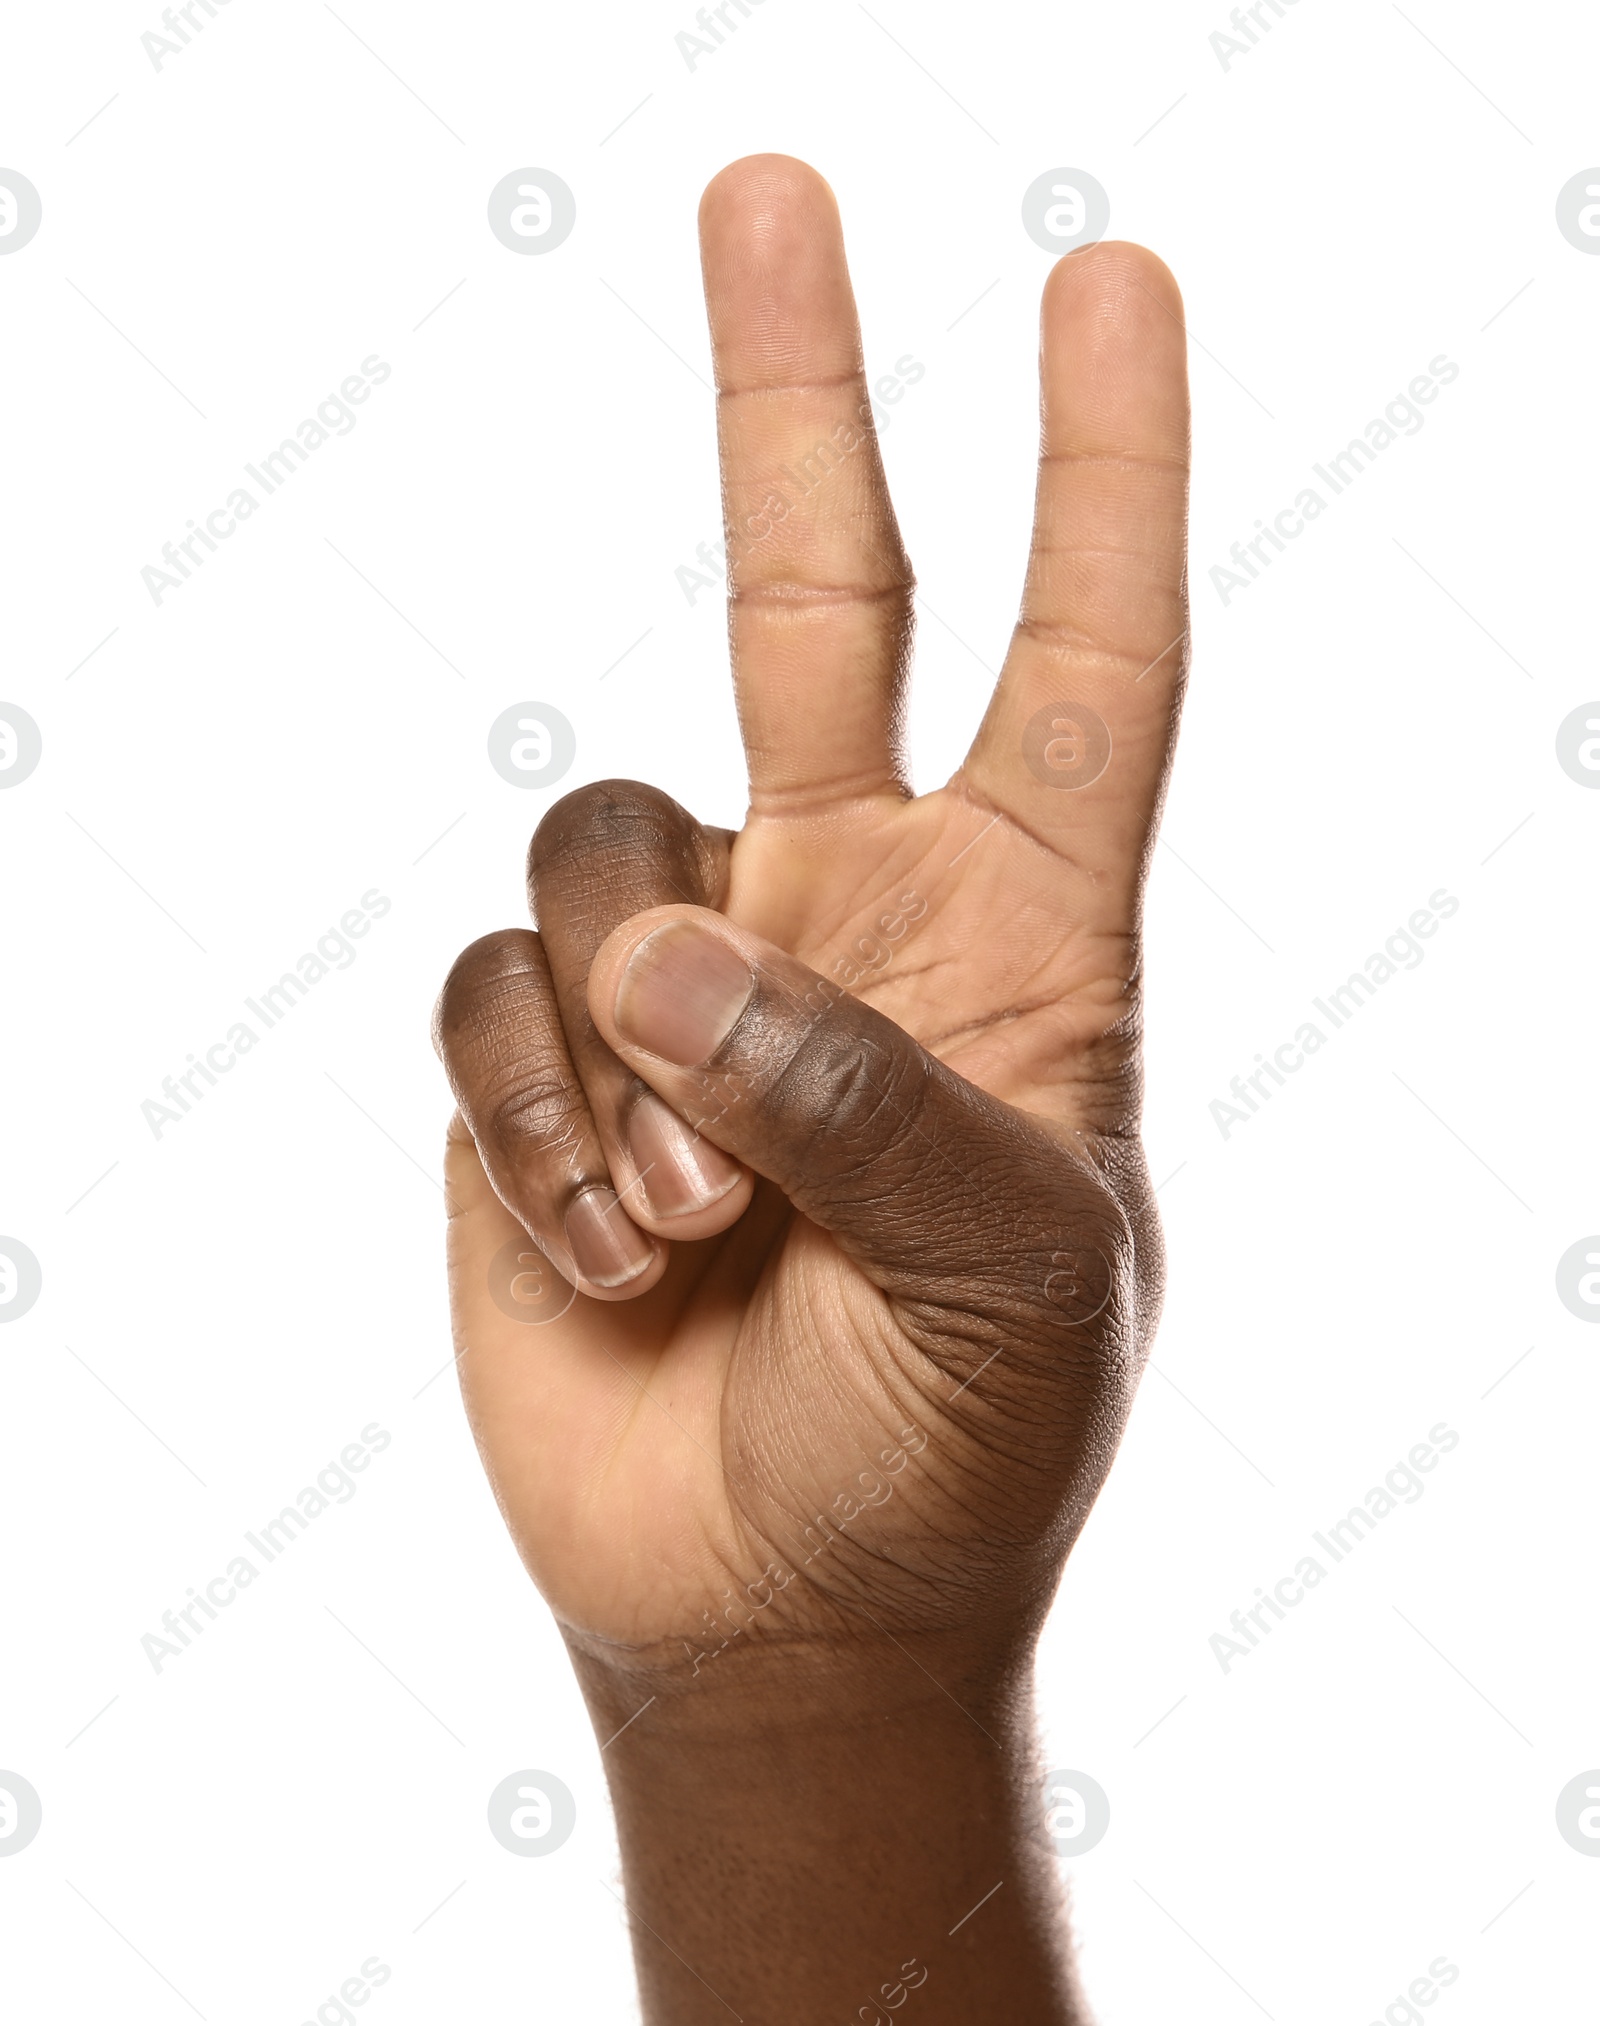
436 155 1188 2023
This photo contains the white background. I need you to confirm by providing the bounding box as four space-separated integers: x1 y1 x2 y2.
2 0 1596 2019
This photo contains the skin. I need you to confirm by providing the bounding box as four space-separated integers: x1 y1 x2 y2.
436 155 1189 2023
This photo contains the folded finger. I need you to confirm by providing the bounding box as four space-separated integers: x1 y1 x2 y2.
432 929 667 1300
529 780 754 1241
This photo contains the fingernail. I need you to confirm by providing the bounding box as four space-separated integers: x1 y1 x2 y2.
629 1095 743 1219
614 921 755 1066
564 1187 656 1288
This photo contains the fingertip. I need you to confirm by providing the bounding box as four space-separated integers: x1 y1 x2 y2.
1038 239 1190 465
569 1246 672 1304
619 1090 756 1238
563 1186 668 1300
1044 239 1184 322
527 779 710 911
696 156 859 391
698 153 838 240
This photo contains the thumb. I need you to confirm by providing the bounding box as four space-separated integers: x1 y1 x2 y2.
585 906 1131 1361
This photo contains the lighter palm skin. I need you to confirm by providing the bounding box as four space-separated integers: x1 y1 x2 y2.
443 155 1190 1680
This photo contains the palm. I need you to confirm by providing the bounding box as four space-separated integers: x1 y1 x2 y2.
733 793 1125 1115
450 797 1145 1653
442 157 1188 1666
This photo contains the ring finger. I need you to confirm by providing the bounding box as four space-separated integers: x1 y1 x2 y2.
433 928 668 1300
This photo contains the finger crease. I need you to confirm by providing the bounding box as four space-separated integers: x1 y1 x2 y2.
1039 448 1189 476
1012 618 1189 667
717 371 866 400
942 774 1103 878
730 580 911 609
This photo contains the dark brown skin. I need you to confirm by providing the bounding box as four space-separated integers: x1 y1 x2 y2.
435 153 1190 2023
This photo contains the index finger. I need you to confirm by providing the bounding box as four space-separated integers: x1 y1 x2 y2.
699 155 914 813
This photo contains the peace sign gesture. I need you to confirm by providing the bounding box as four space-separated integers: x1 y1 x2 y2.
436 153 1188 2023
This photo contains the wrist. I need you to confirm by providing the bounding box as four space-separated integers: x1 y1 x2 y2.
566 1628 1089 2026
565 1612 1040 1753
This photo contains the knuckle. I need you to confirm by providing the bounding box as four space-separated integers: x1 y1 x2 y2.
484 1060 589 1166
764 1010 932 1200
530 779 699 888
1017 1175 1140 1384
433 930 543 1053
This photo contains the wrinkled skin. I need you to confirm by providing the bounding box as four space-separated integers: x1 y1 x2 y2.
434 155 1190 1685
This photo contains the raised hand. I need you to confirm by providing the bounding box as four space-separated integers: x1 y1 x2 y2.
435 154 1188 2025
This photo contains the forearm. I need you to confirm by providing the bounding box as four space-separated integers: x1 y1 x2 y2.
571 1631 1090 2026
